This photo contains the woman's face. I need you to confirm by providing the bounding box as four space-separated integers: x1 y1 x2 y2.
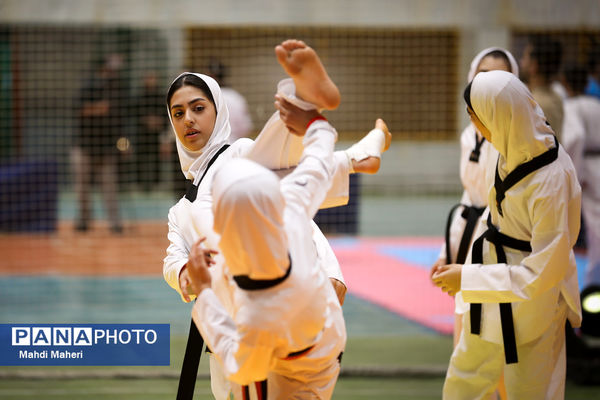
467 106 492 142
476 55 510 75
169 85 217 152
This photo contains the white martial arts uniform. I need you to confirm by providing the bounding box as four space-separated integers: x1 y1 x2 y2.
162 74 348 399
444 71 582 400
562 94 600 286
440 47 519 265
192 119 345 399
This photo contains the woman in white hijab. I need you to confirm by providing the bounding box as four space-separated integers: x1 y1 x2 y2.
186 105 345 399
436 47 519 276
432 47 519 399
432 70 582 399
163 39 390 399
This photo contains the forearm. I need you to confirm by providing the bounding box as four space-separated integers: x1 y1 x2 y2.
281 119 337 218
192 289 272 385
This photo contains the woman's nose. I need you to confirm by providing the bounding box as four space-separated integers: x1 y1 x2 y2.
184 111 194 127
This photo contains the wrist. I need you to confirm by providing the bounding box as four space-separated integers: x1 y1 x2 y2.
306 115 327 129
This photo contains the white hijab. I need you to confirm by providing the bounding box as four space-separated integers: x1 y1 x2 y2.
211 158 289 280
467 47 519 83
167 72 232 181
470 70 556 174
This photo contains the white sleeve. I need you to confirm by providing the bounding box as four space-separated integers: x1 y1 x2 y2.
311 220 345 284
320 151 350 209
271 150 350 210
281 119 337 219
192 289 275 385
163 203 192 302
461 169 581 303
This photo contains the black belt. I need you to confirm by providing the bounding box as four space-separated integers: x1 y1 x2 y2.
233 255 292 291
284 344 314 360
494 137 558 217
469 131 486 163
444 204 486 264
470 138 558 363
470 214 532 364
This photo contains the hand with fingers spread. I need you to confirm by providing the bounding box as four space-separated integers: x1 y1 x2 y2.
186 237 219 297
431 263 462 297
274 94 323 136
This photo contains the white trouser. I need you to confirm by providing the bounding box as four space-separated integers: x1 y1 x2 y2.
210 307 345 400
210 352 341 400
444 299 567 400
209 353 232 400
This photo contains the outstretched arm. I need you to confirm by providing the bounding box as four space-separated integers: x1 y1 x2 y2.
187 238 275 385
276 98 337 219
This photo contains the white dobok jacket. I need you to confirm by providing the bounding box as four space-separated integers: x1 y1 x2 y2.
192 119 346 386
461 71 582 345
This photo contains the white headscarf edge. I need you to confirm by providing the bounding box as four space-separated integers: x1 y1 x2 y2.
467 47 519 83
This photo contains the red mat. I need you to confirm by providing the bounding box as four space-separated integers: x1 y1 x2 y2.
331 237 454 335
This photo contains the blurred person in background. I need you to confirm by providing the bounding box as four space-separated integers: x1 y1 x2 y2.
207 58 253 141
520 35 565 140
135 70 169 192
561 64 600 286
72 52 126 233
585 44 600 99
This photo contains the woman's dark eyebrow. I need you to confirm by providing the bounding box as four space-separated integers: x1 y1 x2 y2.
170 97 207 110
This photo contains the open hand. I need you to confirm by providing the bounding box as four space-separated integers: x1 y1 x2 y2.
186 237 219 297
275 94 323 136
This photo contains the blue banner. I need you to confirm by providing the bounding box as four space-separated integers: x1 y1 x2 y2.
0 324 170 366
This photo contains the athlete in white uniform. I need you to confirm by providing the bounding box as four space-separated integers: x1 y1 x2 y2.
436 47 519 270
432 70 582 400
186 113 345 399
163 40 390 399
561 64 600 286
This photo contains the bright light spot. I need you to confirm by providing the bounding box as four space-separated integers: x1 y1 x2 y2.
583 293 600 313
116 137 130 152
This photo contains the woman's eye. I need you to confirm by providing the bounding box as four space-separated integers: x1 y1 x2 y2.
173 111 183 118
194 106 205 112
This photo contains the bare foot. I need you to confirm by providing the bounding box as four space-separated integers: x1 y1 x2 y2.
376 118 392 152
348 118 392 174
275 39 341 110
